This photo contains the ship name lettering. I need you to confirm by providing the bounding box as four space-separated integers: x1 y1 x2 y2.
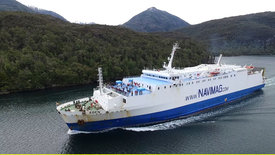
198 85 226 98
185 94 197 101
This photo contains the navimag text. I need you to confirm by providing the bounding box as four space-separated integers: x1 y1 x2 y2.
185 85 229 101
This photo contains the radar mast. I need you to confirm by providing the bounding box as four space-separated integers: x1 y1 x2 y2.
163 42 180 70
98 67 103 95
216 54 223 66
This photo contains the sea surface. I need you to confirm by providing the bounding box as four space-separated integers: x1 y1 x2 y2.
1 56 275 154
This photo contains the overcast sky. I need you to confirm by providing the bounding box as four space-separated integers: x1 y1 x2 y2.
17 0 275 25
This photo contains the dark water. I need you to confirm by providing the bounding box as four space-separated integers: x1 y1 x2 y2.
1 56 275 154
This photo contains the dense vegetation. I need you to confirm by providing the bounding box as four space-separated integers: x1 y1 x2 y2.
0 0 67 21
0 12 210 94
123 7 189 32
172 12 275 55
29 7 67 21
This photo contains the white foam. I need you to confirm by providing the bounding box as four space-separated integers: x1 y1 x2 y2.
67 127 118 134
123 101 247 132
265 76 275 87
266 83 275 87
67 129 92 134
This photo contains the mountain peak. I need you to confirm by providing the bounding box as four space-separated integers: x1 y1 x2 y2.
123 7 190 32
147 7 158 11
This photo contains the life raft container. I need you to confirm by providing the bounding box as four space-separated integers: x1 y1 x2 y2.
210 71 220 75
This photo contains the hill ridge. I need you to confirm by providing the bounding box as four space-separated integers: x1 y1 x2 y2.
123 7 190 32
0 0 67 21
171 11 275 55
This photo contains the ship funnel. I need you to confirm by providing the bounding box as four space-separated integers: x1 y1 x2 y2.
98 67 103 95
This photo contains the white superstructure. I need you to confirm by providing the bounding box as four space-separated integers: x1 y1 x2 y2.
56 43 265 132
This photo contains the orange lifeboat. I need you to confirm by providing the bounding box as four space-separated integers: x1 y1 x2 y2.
245 66 254 69
245 65 254 72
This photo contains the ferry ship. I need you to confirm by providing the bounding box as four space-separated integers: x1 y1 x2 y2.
56 43 265 132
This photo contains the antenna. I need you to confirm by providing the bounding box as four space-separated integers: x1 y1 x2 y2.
98 67 103 95
163 42 180 70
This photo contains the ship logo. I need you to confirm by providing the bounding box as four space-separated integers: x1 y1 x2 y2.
185 85 229 101
198 85 224 98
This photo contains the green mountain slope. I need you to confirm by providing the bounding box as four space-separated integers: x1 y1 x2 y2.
123 7 190 32
0 0 31 12
0 12 210 94
0 0 67 21
174 12 275 55
30 7 67 21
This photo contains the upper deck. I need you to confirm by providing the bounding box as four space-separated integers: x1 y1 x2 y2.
98 43 262 98
107 77 154 97
142 63 243 82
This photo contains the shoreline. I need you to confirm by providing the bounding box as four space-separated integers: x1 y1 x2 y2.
0 82 97 96
1 55 273 96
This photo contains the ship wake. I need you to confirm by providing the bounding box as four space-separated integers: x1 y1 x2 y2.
265 76 275 87
123 101 250 132
67 127 119 134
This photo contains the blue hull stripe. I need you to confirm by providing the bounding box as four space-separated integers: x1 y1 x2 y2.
67 84 265 131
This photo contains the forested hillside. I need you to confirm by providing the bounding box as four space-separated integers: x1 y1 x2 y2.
174 12 275 55
0 12 210 94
